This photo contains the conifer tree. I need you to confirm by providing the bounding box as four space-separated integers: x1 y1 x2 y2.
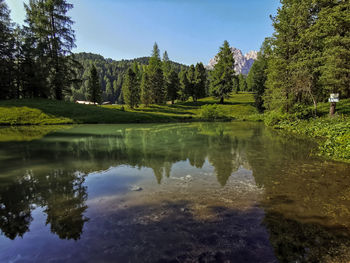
24 0 78 100
148 43 164 104
162 51 171 77
248 39 270 112
167 69 180 104
186 65 196 101
87 65 101 104
141 70 152 106
0 0 15 100
194 62 207 100
123 67 140 108
238 74 247 93
178 68 190 101
209 40 235 104
317 0 350 99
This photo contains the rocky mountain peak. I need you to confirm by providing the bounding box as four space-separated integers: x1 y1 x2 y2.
207 47 258 75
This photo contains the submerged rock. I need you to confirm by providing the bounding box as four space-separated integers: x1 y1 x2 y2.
130 186 143 191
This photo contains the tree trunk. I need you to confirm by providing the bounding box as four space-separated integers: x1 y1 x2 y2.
220 97 224 104
330 102 336 116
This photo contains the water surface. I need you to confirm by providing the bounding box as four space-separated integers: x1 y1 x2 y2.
0 123 349 262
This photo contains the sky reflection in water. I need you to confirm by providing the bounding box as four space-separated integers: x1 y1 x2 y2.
0 123 349 262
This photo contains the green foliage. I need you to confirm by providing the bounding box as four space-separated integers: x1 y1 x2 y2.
264 0 350 114
194 63 207 100
209 40 235 104
275 117 350 162
200 104 226 120
24 0 77 100
238 74 247 92
140 70 152 106
148 43 165 104
0 0 15 100
122 67 140 109
87 65 101 104
248 39 270 112
166 69 180 104
178 68 190 101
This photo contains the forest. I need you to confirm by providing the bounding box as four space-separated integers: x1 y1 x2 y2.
0 0 349 117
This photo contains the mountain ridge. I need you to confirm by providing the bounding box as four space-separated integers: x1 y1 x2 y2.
207 47 258 75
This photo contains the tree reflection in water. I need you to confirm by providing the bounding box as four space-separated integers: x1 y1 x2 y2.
0 123 349 262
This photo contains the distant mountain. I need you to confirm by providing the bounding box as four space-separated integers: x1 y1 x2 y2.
207 47 258 75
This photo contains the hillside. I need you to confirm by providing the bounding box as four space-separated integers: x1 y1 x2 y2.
71 52 188 104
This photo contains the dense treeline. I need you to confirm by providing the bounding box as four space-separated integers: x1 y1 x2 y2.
72 52 187 104
122 43 209 108
0 0 79 101
0 0 197 105
248 0 350 115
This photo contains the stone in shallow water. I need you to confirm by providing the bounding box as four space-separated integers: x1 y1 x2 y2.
130 186 143 191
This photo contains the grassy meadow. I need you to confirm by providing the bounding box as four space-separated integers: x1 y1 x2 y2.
0 93 257 125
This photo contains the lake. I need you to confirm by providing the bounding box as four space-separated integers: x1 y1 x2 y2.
0 122 349 263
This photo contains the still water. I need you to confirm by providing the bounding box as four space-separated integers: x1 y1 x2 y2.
0 122 349 263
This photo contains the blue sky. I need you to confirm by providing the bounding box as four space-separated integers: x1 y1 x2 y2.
7 0 280 65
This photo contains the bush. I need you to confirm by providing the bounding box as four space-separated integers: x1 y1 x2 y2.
263 111 295 127
200 104 226 120
291 103 314 119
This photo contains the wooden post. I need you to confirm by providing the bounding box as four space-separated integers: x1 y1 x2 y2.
329 93 339 117
330 102 336 116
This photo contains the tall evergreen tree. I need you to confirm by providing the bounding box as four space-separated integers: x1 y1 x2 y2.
162 51 171 77
209 40 235 104
87 65 101 104
317 0 350 99
186 64 196 101
0 0 15 100
24 0 78 100
148 43 164 104
178 68 190 101
194 62 207 100
141 70 152 106
238 74 247 93
248 39 271 112
166 69 180 104
123 67 140 108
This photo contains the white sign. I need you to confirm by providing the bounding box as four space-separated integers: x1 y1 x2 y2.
329 93 339 103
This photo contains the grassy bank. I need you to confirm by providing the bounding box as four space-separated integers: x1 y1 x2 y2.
0 93 257 125
0 94 348 163
263 99 350 163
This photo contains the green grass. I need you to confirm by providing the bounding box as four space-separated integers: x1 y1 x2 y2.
0 93 257 125
263 99 350 163
0 94 349 163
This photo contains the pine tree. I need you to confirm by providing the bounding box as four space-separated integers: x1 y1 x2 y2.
186 65 196 101
248 39 270 112
317 0 350 99
209 40 235 104
148 43 164 104
162 51 171 77
194 62 207 100
122 67 140 108
0 0 15 100
87 65 101 104
166 69 180 104
141 70 152 106
178 68 189 101
24 0 78 100
238 74 247 93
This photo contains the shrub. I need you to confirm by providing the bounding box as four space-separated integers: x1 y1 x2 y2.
200 104 226 120
263 111 295 127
